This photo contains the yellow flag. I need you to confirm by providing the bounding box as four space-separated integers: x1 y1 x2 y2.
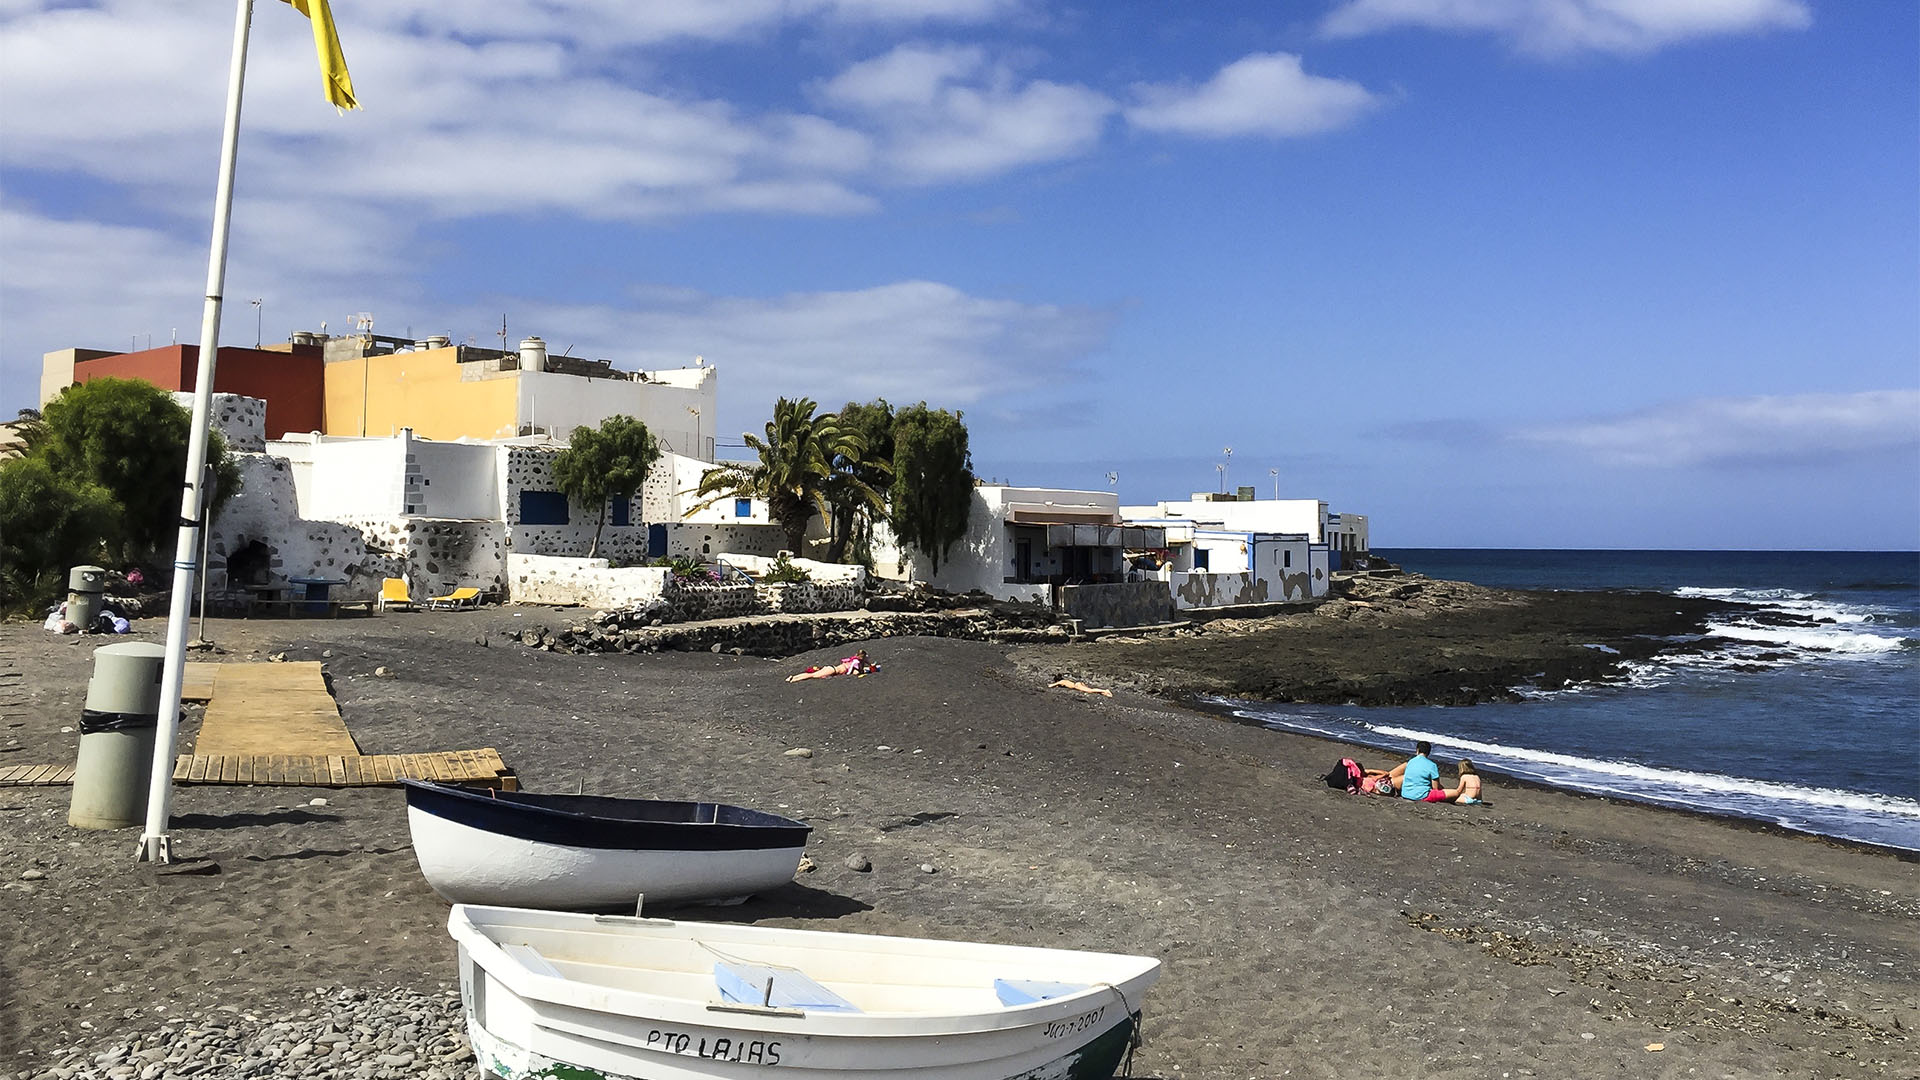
282 0 358 111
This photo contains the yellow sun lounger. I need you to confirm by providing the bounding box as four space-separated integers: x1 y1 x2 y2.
377 577 414 611
428 586 483 610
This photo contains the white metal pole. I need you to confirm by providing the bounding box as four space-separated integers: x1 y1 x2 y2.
139 0 256 864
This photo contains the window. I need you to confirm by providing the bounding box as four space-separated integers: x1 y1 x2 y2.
735 497 752 518
1284 549 1292 568
519 489 569 525
1193 549 1210 571
610 495 630 527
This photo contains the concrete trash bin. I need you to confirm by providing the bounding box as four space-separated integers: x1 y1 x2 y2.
67 564 107 632
69 641 166 830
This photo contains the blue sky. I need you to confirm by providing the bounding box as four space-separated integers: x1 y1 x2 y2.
2 0 1915 548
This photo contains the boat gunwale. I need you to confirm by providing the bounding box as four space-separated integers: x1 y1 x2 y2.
403 779 812 853
450 905 1161 1039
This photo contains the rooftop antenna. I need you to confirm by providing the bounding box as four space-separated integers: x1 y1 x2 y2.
250 298 263 347
1105 471 1118 488
1221 446 1233 493
1269 467 1279 501
499 314 508 355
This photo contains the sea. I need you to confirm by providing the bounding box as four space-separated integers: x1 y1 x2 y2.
1217 549 1920 852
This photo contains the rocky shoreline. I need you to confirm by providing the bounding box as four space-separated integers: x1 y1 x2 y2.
1049 573 1748 705
505 571 1753 707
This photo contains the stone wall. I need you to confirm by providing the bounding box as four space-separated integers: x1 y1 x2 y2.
506 554 671 608
755 581 863 614
500 445 650 564
208 454 394 601
345 517 506 598
520 607 1069 657
1059 580 1173 630
1171 571 1266 610
175 391 266 453
662 579 759 621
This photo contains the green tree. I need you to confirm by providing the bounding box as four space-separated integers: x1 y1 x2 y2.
552 415 660 559
0 456 119 610
36 379 239 564
695 397 871 556
11 407 48 454
888 403 974 572
824 398 895 563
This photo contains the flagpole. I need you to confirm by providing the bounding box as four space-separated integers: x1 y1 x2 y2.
139 0 257 864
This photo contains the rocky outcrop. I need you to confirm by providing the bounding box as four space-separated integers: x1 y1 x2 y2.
504 604 1067 657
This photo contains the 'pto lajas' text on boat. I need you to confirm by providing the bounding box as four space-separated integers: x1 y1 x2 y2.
402 780 811 911
449 903 1162 1080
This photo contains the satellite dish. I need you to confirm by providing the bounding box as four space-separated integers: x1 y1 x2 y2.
1105 471 1118 486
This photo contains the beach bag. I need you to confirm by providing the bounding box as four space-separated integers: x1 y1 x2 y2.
1324 758 1364 793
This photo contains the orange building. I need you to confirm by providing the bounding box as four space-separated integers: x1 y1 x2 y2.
41 343 325 439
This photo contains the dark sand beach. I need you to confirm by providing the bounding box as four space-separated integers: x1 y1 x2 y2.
2 601 1915 1079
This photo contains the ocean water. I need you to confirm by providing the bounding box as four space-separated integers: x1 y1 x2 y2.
1221 550 1920 852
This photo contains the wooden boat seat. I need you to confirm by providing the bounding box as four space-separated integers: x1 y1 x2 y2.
996 979 1090 1005
715 962 861 1013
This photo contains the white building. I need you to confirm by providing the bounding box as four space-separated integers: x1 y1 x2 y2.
875 485 1165 604
1124 494 1371 572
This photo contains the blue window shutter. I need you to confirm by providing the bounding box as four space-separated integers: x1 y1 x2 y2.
519 490 569 525
610 495 630 527
735 498 752 518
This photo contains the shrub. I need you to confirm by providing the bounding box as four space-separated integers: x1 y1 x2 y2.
0 456 119 612
761 553 812 584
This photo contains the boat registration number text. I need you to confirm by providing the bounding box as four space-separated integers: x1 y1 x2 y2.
1044 1005 1105 1040
646 1028 782 1065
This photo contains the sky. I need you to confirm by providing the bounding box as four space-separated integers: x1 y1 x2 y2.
2 0 1915 549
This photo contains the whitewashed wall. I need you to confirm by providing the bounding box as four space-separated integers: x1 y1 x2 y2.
207 454 395 600
518 365 716 459
1124 498 1331 543
342 517 505 598
498 445 649 563
721 553 867 585
659 522 787 561
407 437 497 519
506 554 672 608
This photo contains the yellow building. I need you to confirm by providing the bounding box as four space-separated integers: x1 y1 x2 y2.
319 333 715 457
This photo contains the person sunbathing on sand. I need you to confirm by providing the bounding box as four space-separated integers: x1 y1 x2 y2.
1049 677 1113 698
786 650 871 682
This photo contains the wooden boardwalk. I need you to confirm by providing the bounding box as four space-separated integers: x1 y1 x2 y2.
191 661 359 757
2 660 515 789
0 748 514 789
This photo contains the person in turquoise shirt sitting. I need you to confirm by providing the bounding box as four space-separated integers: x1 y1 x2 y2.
1389 741 1448 802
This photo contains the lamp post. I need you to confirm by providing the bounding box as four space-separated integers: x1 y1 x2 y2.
250 298 262 347
1222 446 1233 493
1215 462 1226 493
1269 467 1279 501
688 405 702 460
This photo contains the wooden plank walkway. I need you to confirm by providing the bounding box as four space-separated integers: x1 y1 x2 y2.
171 748 516 788
192 661 360 758
0 764 75 787
0 749 514 789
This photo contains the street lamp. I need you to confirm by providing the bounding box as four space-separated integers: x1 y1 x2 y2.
1269 467 1279 501
1221 446 1233 493
688 405 702 459
249 298 263 347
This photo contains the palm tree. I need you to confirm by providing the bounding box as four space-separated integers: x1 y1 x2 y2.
695 398 879 556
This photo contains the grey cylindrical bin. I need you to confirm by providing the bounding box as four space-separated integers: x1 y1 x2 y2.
67 565 107 631
69 642 166 830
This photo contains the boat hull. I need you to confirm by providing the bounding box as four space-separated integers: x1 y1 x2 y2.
464 1001 1141 1080
403 782 810 911
451 905 1160 1080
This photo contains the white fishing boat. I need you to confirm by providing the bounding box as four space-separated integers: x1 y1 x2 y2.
403 780 811 911
449 903 1162 1080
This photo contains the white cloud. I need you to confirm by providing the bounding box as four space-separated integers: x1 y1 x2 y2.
1321 0 1812 57
481 281 1114 425
817 44 1114 182
1125 52 1379 138
1516 390 1920 467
